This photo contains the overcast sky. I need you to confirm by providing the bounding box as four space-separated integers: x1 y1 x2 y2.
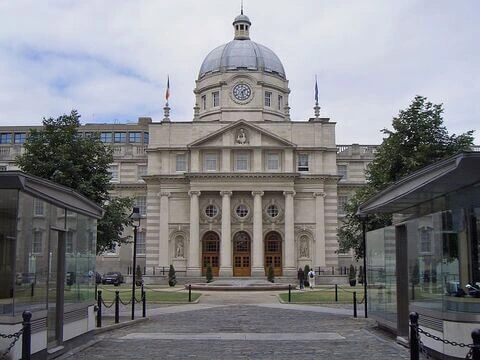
0 0 478 144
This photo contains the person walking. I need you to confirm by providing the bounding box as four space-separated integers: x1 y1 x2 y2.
297 267 305 290
308 268 316 289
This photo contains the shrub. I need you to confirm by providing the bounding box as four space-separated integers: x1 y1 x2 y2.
357 265 364 284
206 263 213 283
135 265 143 286
168 264 176 287
267 264 275 283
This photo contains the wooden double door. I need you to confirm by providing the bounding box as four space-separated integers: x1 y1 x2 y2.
264 232 282 276
233 231 251 277
202 232 219 277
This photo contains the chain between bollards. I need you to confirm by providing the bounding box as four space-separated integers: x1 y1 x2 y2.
188 284 192 303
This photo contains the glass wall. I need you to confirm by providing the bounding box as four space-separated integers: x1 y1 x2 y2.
367 226 397 324
0 190 97 315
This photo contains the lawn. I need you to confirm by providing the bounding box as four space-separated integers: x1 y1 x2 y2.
97 285 201 303
279 285 365 304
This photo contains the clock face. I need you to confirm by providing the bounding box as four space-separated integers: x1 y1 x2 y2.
233 83 251 101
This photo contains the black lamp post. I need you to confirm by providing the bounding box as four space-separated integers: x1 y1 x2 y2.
357 213 368 318
130 206 141 320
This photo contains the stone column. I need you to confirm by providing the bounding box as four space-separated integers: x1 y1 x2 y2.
251 191 264 277
187 190 201 276
314 191 327 267
159 192 170 268
220 191 233 277
284 190 296 276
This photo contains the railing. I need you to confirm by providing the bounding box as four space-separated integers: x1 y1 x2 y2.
410 312 480 359
0 311 31 360
96 287 146 328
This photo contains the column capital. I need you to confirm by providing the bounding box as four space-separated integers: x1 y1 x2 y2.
313 191 326 198
252 191 264 197
220 191 233 197
188 190 201 197
158 191 171 198
283 190 296 197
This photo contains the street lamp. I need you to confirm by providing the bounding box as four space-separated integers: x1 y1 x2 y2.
357 213 368 319
130 206 141 320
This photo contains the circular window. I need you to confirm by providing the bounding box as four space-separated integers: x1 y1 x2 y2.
267 204 279 218
235 204 249 218
205 204 218 218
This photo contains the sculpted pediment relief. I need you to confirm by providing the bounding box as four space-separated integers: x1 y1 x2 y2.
188 120 296 148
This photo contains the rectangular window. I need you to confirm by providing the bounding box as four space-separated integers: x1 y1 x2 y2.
109 165 119 182
14 133 26 144
420 228 432 253
33 198 44 216
202 95 207 110
137 164 147 180
143 132 149 144
176 154 187 172
0 133 12 144
298 154 309 172
0 165 7 171
129 132 142 143
135 195 147 216
337 164 348 180
338 196 348 215
136 231 146 255
66 231 74 254
266 152 280 171
235 152 250 171
204 152 218 171
265 91 272 107
33 230 42 254
100 132 112 143
278 95 283 110
212 91 220 107
114 132 126 143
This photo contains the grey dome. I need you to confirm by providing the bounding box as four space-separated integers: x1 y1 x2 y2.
233 14 251 25
198 40 286 79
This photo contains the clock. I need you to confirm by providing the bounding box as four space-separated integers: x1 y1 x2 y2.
232 83 252 101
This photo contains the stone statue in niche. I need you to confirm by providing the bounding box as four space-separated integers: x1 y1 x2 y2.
236 128 248 144
175 238 184 258
299 236 309 258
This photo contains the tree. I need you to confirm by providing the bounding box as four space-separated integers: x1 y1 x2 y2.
338 96 474 258
168 265 177 287
15 110 134 253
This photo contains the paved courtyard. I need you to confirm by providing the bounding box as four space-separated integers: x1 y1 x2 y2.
61 291 410 359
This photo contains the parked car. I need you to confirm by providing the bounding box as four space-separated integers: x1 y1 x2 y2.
102 272 124 286
95 272 102 284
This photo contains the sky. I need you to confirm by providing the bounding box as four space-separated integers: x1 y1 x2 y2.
0 0 478 144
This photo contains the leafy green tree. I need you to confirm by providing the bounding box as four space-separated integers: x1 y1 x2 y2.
338 96 474 258
15 110 134 253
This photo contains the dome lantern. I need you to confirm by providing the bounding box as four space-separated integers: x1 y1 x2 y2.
233 8 251 40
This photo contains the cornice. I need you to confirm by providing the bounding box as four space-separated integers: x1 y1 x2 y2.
186 172 298 181
111 183 147 190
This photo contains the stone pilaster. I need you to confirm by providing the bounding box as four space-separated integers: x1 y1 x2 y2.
283 190 296 276
187 190 201 276
220 191 233 277
314 191 327 267
251 191 264 276
159 192 170 268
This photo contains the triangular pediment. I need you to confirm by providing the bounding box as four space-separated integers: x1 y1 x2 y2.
188 120 296 148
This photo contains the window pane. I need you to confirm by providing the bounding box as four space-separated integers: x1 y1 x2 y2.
298 154 309 171
14 133 26 144
143 132 149 144
213 91 220 107
235 152 249 171
109 165 119 181
338 165 348 180
100 132 112 143
136 232 146 255
205 153 217 171
135 196 147 216
265 91 271 107
0 133 12 144
129 132 141 143
137 165 147 180
267 153 280 170
176 154 186 171
114 132 126 143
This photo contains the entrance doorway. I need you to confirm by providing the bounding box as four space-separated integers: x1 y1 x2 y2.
202 232 219 277
265 232 282 276
233 231 251 277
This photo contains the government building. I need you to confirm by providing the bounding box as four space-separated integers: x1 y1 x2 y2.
0 10 378 279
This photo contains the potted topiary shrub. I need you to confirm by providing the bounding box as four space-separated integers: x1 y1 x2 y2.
135 265 143 286
267 264 275 283
349 264 357 287
168 264 176 287
357 265 364 285
206 263 213 283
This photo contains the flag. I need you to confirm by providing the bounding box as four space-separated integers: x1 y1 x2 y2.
165 76 170 102
314 75 319 103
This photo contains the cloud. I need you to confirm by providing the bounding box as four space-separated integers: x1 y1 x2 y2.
0 0 478 143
